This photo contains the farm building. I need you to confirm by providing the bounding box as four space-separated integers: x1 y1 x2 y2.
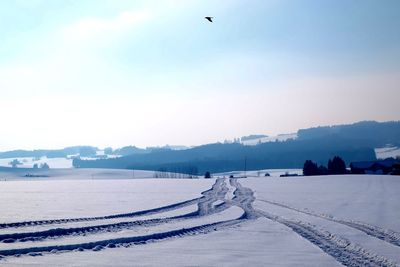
350 158 400 174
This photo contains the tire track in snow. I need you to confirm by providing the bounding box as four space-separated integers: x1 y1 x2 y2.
230 179 258 219
0 179 226 230
216 180 398 266
0 198 198 230
195 178 229 216
259 199 400 248
0 219 244 258
0 179 230 244
0 217 178 244
0 178 257 259
258 210 398 267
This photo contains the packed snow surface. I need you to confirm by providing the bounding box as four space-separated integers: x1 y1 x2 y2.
0 168 171 181
0 170 399 266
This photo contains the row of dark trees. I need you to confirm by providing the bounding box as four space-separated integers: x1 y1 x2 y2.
33 163 50 170
8 159 49 169
154 166 199 178
303 156 347 176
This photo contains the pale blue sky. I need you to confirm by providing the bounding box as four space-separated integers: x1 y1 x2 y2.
1 0 399 150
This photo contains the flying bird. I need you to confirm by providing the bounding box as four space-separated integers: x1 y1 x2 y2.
205 17 213 23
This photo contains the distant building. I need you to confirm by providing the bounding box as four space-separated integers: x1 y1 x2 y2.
350 158 400 175
392 163 400 175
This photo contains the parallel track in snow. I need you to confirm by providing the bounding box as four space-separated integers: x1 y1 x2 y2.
0 178 231 243
0 219 244 258
229 180 398 265
0 198 198 230
259 199 400 248
0 178 229 231
0 178 247 259
1 177 398 267
229 180 399 266
258 210 398 267
0 217 178 243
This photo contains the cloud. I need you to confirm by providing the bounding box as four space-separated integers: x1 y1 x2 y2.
0 8 155 99
62 10 151 42
15 0 44 8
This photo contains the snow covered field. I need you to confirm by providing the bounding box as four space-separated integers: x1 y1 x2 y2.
0 171 399 266
375 146 400 160
0 157 73 169
0 168 161 181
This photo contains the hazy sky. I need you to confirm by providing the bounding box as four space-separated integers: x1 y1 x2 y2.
1 0 399 150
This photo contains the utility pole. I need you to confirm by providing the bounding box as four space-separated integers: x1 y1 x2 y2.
132 168 135 179
244 156 247 178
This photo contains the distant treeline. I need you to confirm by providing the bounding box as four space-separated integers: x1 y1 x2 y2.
297 121 400 147
0 145 177 159
0 146 98 159
73 121 400 174
73 120 400 174
240 134 268 141
3 121 399 175
73 137 376 174
303 156 347 176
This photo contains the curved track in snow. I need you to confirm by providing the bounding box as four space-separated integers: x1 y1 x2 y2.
0 178 232 244
259 199 400 248
0 178 253 258
0 219 244 258
0 198 199 230
0 178 230 231
1 177 399 267
258 210 398 267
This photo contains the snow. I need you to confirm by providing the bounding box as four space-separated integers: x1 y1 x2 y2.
3 218 341 267
0 168 187 181
0 177 212 223
0 171 399 266
0 157 73 169
0 155 122 169
216 169 303 178
241 133 298 145
241 175 400 231
375 146 400 159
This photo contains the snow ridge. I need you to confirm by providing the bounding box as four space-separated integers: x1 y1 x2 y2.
230 179 258 219
195 178 229 216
